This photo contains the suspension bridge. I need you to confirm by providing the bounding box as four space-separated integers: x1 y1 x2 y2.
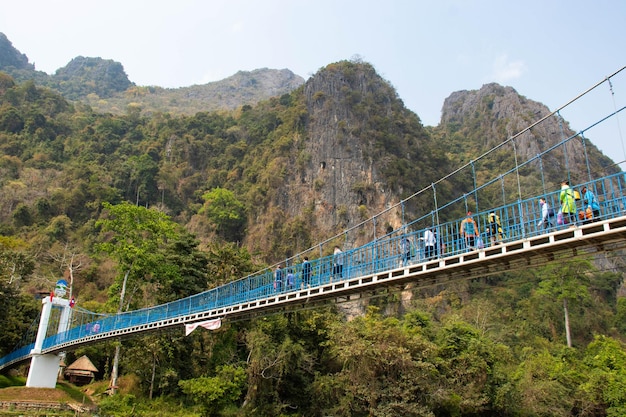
1 66 626 388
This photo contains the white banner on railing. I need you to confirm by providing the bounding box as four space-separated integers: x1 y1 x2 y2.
184 318 222 336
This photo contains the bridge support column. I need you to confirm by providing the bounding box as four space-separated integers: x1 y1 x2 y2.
26 296 71 388
26 353 63 388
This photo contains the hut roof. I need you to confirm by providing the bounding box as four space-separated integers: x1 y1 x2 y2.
66 355 98 372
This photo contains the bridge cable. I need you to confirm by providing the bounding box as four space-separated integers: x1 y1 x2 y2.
556 111 571 186
608 76 626 164
432 183 440 229
580 132 593 183
511 138 525 238
538 154 547 197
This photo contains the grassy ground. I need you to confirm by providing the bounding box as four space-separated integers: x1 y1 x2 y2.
0 375 96 416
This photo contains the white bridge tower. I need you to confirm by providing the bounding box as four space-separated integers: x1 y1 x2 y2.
26 280 73 388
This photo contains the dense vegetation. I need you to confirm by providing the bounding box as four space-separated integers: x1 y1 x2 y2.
0 52 625 417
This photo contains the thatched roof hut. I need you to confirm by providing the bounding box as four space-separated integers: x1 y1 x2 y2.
64 355 98 385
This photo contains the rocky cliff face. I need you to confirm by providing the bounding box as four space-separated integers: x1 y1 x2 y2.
0 33 305 115
166 68 305 112
250 74 619 259
54 56 134 99
273 61 437 252
299 64 390 239
439 83 618 187
0 33 34 71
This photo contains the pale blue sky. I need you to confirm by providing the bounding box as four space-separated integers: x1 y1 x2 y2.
2 0 625 165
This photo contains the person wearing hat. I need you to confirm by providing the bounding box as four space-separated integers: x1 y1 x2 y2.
460 211 480 250
559 180 577 227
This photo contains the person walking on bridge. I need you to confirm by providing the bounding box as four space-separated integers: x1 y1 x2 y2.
560 181 577 227
400 235 412 266
581 185 600 221
274 264 283 292
460 211 479 251
487 211 503 245
538 197 553 231
302 257 312 288
424 228 436 260
333 246 344 280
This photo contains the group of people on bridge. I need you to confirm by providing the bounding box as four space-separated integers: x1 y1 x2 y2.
269 178 609 294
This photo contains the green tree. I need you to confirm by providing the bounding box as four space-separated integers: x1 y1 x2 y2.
200 188 246 242
512 347 578 417
205 241 256 287
11 203 33 227
125 154 159 206
434 317 503 415
158 231 210 302
0 285 38 357
536 259 592 347
96 201 180 393
318 306 438 417
581 335 626 416
0 236 37 357
0 235 34 289
179 364 246 416
243 315 317 416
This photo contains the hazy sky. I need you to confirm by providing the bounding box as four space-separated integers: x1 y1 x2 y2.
2 0 625 166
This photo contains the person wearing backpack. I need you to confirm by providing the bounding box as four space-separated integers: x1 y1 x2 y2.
460 211 479 251
537 197 553 231
286 269 295 290
559 181 577 227
487 212 503 245
581 186 601 221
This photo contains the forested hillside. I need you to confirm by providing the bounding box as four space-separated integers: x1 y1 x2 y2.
1 37 626 416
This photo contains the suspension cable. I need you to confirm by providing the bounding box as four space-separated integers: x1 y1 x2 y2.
580 132 592 182
470 160 479 213
538 154 546 196
608 76 626 164
432 183 440 228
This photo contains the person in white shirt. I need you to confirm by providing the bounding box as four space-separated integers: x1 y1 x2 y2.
333 246 344 279
424 228 436 260
537 197 552 231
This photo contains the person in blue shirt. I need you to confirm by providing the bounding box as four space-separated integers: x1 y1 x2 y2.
302 257 312 288
274 264 283 292
286 269 295 290
581 186 600 221
400 236 412 265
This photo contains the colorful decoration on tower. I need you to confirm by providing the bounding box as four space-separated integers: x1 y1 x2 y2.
54 279 68 298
